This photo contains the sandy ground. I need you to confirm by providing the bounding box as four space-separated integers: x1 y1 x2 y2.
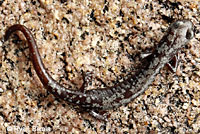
0 0 200 133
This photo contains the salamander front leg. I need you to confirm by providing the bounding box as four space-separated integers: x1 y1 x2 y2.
166 54 179 73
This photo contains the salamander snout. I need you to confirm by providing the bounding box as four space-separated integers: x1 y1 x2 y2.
186 26 194 40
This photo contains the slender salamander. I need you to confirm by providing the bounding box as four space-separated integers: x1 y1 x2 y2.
4 20 194 120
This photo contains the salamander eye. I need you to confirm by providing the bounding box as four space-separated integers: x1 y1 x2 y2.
186 29 194 39
173 22 180 29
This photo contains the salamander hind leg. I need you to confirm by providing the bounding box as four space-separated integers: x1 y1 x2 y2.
80 71 93 92
89 110 109 121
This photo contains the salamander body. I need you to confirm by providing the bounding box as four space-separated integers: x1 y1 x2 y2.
4 20 194 119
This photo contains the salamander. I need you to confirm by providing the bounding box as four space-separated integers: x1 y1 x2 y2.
4 20 194 120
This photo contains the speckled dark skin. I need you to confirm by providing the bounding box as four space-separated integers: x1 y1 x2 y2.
4 20 194 120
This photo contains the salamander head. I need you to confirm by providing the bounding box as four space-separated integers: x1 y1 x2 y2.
156 20 194 61
163 19 194 53
171 19 194 40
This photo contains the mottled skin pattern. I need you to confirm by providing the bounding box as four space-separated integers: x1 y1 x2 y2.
4 20 194 120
